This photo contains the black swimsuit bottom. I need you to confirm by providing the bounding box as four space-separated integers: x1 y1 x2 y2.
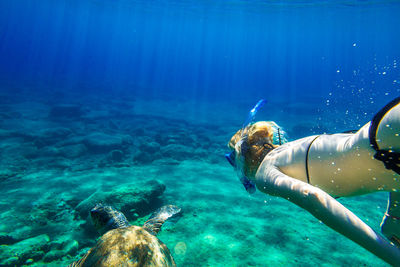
305 97 400 186
369 97 400 175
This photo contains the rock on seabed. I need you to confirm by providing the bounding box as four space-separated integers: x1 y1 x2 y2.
0 234 50 265
75 179 166 220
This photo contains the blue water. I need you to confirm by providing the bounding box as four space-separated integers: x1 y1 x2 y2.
1 0 400 266
1 1 399 104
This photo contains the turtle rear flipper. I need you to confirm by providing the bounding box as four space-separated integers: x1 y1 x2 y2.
143 205 182 235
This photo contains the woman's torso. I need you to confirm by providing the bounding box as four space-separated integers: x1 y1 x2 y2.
260 123 400 197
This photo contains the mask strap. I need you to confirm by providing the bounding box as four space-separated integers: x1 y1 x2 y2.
278 128 282 145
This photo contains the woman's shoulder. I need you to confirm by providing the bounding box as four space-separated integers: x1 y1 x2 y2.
259 135 319 170
269 135 320 156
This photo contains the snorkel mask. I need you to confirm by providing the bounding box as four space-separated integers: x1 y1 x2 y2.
225 99 266 194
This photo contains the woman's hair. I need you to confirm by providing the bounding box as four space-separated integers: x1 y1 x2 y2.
228 121 286 178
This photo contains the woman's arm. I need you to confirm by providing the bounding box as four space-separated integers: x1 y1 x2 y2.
255 165 400 265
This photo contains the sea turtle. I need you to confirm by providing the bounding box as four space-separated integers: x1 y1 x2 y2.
70 203 182 267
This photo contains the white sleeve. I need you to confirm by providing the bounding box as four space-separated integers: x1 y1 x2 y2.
255 165 400 265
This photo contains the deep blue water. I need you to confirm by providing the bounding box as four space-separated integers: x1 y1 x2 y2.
1 0 400 106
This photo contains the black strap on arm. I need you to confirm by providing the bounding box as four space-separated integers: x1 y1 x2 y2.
369 97 400 175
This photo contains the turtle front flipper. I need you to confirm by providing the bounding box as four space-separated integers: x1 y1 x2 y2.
143 205 182 235
90 204 130 235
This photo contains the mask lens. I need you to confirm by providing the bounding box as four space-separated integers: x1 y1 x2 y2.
239 176 256 194
225 151 236 167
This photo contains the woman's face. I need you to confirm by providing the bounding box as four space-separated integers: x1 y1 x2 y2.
227 122 277 179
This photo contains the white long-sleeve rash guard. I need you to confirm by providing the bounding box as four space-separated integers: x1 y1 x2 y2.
253 103 400 265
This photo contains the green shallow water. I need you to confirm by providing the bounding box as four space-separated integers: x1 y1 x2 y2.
0 93 390 266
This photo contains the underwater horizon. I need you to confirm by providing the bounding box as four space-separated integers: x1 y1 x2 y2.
1 0 400 266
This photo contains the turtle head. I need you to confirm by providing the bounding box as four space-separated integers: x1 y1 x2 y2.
90 203 129 235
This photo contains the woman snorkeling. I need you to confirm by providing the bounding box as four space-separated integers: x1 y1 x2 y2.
226 98 400 265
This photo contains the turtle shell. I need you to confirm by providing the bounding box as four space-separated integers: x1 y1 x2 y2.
71 225 176 267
